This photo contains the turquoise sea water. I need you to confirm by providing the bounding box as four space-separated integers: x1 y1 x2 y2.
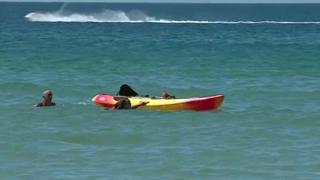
1 3 320 179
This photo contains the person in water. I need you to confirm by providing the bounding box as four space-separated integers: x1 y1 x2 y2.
118 84 175 99
36 90 56 107
112 97 148 110
118 84 139 96
161 91 176 99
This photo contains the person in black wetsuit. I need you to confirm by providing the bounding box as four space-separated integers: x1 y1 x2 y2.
112 97 148 110
118 84 139 96
113 85 149 109
118 84 175 98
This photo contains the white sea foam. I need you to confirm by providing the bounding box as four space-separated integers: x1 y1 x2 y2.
25 10 320 24
25 10 157 23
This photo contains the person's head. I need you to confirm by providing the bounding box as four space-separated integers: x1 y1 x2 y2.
42 90 53 102
115 98 131 109
161 91 176 99
161 91 169 98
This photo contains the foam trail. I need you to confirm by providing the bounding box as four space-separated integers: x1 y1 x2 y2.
25 10 157 23
25 10 320 24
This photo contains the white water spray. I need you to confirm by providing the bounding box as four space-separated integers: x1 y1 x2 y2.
25 9 320 24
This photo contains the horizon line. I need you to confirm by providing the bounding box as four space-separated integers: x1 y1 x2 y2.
1 1 320 4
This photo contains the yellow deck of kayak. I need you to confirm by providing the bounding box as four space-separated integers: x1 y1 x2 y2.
129 97 185 105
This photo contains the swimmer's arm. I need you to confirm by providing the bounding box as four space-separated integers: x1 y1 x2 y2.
35 102 44 107
131 102 149 109
34 102 56 107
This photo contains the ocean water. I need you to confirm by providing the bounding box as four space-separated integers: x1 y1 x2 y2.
1 2 320 179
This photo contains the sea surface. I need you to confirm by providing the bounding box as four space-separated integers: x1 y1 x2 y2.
1 2 320 179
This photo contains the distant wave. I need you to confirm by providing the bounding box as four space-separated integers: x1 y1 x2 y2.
25 10 160 23
25 10 320 24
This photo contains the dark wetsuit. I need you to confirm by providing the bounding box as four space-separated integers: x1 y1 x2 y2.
118 84 138 96
114 99 131 109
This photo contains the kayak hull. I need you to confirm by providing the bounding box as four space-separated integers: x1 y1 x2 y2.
92 94 224 111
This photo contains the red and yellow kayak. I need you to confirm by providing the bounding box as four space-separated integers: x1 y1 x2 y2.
92 94 224 111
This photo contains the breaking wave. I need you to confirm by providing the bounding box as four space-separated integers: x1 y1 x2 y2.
25 10 320 24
